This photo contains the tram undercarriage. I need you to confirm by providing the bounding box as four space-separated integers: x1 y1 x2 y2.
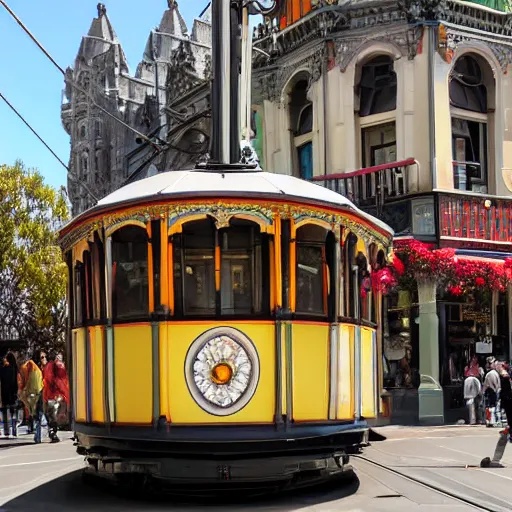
77 425 367 490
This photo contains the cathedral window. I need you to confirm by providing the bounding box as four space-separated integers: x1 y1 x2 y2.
289 78 313 181
79 124 87 139
81 152 89 175
95 120 103 138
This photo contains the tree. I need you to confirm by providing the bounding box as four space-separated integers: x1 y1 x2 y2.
0 162 69 358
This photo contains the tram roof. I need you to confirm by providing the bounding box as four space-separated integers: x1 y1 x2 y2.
66 169 393 236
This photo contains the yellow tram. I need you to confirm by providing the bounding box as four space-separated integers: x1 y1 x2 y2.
58 167 393 490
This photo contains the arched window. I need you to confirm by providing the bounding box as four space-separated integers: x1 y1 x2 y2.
289 79 313 180
89 233 105 321
356 56 397 169
450 54 493 193
112 225 149 320
73 261 86 327
344 234 358 319
173 217 270 318
174 218 216 316
358 56 397 117
79 124 87 139
95 119 103 138
295 224 334 318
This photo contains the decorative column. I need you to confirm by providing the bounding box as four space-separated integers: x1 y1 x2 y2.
417 278 444 425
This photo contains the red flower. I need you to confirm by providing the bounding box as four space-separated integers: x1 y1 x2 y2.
392 253 405 276
448 285 463 296
475 277 485 287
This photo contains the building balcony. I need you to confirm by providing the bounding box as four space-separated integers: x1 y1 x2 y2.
312 159 512 248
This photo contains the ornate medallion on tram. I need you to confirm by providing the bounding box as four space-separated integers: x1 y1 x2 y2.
185 327 260 416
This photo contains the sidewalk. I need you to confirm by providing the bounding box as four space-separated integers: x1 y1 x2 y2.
0 426 73 448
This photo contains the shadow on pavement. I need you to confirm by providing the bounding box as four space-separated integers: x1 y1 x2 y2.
1 469 360 511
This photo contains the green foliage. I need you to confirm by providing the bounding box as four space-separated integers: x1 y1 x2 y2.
0 162 69 355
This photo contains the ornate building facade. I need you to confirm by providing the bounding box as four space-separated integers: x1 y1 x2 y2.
61 2 212 216
252 0 512 425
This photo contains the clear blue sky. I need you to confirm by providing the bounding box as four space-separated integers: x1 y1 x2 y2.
0 0 207 190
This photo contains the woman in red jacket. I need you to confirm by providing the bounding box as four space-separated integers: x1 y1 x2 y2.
42 353 69 443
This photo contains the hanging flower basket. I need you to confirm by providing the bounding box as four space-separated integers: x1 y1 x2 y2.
376 239 511 300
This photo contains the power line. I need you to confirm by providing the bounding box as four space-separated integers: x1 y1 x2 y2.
0 91 99 203
0 0 162 153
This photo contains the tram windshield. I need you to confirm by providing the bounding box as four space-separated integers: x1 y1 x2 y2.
173 217 270 318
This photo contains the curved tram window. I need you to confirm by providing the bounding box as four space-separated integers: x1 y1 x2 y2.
295 224 330 317
174 218 270 318
112 225 149 321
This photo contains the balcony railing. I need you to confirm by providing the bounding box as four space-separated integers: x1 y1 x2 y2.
439 191 512 244
312 158 419 211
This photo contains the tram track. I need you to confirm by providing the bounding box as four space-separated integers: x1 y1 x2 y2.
353 454 509 512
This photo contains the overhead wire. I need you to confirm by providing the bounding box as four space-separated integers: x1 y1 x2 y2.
0 0 163 153
0 91 99 203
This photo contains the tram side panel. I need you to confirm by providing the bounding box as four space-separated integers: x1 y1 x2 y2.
337 324 355 420
163 321 276 424
113 323 153 425
291 322 330 421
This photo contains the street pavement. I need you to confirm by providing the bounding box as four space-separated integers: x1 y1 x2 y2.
0 426 509 511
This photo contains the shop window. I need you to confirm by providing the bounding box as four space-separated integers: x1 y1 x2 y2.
295 224 329 317
358 56 397 117
383 292 420 389
173 218 270 317
289 79 313 180
112 225 149 320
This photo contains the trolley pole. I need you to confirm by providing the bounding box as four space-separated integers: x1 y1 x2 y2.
210 0 279 165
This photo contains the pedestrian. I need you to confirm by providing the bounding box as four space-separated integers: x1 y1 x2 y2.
0 352 19 438
480 365 512 468
42 352 69 443
464 371 482 425
18 358 44 444
483 358 501 427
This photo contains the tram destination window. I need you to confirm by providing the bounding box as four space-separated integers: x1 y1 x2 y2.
296 225 328 317
112 225 149 320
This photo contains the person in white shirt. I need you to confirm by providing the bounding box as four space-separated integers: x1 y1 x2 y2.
483 359 501 427
464 375 482 425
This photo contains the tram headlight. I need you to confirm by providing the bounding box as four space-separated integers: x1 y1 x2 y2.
185 327 260 416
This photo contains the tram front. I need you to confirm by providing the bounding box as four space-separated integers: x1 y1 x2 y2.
58 168 393 490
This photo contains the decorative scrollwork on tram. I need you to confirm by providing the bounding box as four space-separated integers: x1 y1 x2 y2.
184 327 260 416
